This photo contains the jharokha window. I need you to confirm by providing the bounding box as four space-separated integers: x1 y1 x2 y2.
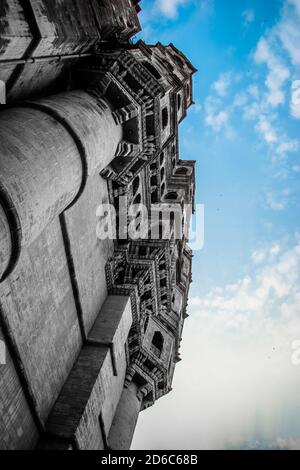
162 107 169 129
151 331 164 358
177 94 182 110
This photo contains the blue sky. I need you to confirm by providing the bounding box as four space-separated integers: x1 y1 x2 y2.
132 0 300 450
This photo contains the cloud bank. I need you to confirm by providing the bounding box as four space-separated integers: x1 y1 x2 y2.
157 0 191 18
133 238 300 449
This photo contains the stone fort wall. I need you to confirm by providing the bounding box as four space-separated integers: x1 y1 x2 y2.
0 0 196 450
0 0 141 102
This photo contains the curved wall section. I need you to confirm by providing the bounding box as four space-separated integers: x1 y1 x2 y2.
35 91 123 174
0 91 122 281
0 107 82 279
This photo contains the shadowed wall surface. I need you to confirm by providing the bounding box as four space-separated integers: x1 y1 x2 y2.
0 0 195 450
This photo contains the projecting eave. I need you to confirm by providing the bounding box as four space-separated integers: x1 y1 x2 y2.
168 43 198 74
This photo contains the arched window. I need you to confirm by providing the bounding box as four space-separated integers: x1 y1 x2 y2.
132 176 140 195
177 94 182 111
151 331 164 357
162 108 169 129
142 61 161 80
151 190 158 203
165 191 177 200
144 316 149 333
158 381 164 390
150 175 157 186
160 167 165 181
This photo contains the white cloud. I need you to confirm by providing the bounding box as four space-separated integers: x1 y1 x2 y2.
288 0 300 16
265 188 292 211
251 250 266 264
276 437 300 450
205 110 229 131
290 80 300 119
204 96 230 131
242 101 261 121
212 71 242 98
270 243 281 257
191 241 299 310
140 0 213 28
290 100 300 119
155 0 191 18
278 20 300 67
254 37 290 108
202 0 300 196
256 116 278 144
277 0 300 67
134 239 300 450
252 0 300 122
212 72 232 97
266 191 286 211
233 92 248 108
276 139 299 155
204 74 242 136
242 98 298 159
247 84 260 100
242 9 255 27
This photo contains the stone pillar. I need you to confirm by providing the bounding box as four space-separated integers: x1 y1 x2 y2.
37 296 132 450
107 381 142 450
0 90 122 280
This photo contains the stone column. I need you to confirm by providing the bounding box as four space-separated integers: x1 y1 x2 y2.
0 90 122 280
37 296 133 450
107 381 142 450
